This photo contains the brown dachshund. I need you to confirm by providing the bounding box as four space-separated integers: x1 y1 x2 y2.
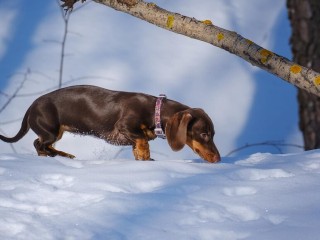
0 85 220 163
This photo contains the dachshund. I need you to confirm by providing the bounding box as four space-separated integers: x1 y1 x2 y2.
0 85 220 163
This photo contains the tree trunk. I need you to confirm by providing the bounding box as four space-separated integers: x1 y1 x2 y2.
287 0 320 149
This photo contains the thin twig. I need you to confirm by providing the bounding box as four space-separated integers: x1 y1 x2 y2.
15 76 114 98
0 92 10 97
56 0 92 88
0 69 30 114
225 141 304 157
0 74 115 126
57 0 71 89
0 117 23 125
0 70 31 155
0 127 17 154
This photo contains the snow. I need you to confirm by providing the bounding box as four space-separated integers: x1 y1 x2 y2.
0 150 319 239
0 1 316 238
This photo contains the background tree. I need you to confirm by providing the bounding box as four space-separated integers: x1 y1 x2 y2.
287 0 320 150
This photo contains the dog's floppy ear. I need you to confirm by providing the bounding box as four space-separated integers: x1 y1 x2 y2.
165 111 193 151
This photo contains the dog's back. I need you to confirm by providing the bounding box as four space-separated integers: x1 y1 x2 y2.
31 85 154 132
0 85 220 162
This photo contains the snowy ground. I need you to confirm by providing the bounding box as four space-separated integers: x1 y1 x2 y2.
0 150 319 239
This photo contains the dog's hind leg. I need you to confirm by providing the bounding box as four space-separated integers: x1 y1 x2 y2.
33 138 75 159
30 112 75 158
48 126 75 158
34 138 49 157
47 145 75 159
35 128 76 158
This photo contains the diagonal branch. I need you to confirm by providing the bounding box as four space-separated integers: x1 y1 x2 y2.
225 141 304 157
0 70 30 154
0 69 30 114
61 0 320 97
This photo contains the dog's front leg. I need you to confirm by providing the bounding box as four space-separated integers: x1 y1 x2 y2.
132 139 151 160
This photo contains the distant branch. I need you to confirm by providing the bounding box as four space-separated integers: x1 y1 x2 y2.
0 91 10 98
226 141 304 157
56 0 92 88
0 117 23 125
0 69 30 114
15 75 114 98
0 126 18 154
57 0 72 88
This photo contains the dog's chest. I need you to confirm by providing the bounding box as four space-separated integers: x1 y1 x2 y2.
103 131 132 146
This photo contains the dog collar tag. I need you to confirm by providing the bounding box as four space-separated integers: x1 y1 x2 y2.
154 94 167 139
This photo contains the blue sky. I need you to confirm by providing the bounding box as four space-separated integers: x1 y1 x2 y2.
0 0 50 89
0 0 303 159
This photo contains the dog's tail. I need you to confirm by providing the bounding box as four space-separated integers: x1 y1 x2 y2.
0 108 31 143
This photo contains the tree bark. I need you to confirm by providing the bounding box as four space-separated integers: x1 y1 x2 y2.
287 0 320 149
61 0 320 96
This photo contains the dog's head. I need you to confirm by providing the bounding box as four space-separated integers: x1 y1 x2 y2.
165 108 220 163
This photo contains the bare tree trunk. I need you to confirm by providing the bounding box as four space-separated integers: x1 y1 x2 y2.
287 0 320 149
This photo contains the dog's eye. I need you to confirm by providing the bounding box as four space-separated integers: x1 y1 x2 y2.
200 133 207 138
200 133 210 142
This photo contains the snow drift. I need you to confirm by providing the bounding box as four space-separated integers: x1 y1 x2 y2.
0 150 319 239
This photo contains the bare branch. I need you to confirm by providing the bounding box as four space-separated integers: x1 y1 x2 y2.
0 69 30 114
225 141 304 157
0 92 10 98
42 39 62 44
14 75 114 98
31 70 56 82
0 117 23 125
56 0 73 88
56 0 92 88
62 0 320 97
0 127 17 154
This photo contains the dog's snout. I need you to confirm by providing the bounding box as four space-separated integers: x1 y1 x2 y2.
210 153 221 163
203 152 221 163
191 141 221 163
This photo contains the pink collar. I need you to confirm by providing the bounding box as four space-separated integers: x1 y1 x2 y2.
154 94 166 139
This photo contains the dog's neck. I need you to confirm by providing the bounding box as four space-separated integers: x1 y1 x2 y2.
154 95 190 139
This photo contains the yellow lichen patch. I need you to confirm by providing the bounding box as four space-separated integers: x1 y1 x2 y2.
217 33 224 41
290 64 302 74
202 20 213 25
314 76 320 86
167 15 175 29
246 39 253 45
260 49 273 64
260 49 273 58
147 2 156 7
